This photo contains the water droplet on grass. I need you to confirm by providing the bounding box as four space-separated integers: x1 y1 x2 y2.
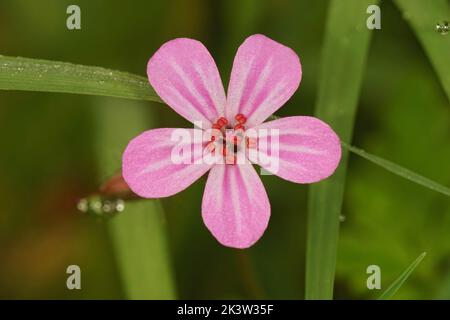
115 199 125 212
91 199 103 213
436 21 449 35
77 198 89 212
76 196 125 216
102 200 114 213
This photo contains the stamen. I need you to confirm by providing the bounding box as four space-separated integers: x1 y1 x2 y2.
225 153 236 164
206 141 216 152
204 114 254 165
235 114 246 124
233 135 242 145
232 128 244 145
234 128 244 135
217 117 228 127
247 137 257 149
222 145 228 156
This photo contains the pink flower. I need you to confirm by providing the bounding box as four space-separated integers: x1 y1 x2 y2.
122 34 341 248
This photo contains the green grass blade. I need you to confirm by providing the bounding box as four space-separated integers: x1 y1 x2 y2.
0 55 162 102
395 0 450 101
343 142 450 197
109 200 176 299
305 0 378 299
95 97 175 299
378 252 427 300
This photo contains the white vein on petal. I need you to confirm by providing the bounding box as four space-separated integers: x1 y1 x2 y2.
278 144 325 155
255 127 313 138
247 79 289 125
170 59 215 121
240 57 273 116
164 84 210 124
227 56 255 118
193 61 225 117
229 167 242 236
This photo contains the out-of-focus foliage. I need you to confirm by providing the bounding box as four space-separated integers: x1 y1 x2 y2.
0 0 448 299
306 0 377 299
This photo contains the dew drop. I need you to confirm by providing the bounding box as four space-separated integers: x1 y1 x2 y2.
436 21 449 35
102 200 113 213
76 198 89 213
91 199 103 213
115 199 125 212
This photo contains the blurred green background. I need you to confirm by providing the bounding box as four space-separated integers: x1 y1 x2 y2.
0 0 449 299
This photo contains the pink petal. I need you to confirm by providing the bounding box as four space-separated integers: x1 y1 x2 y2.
251 116 341 184
202 164 270 249
122 128 212 198
226 34 301 127
147 38 226 127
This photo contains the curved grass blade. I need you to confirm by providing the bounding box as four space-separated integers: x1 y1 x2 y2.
343 142 450 197
306 0 378 300
395 0 450 101
0 55 162 102
95 97 175 299
378 252 427 300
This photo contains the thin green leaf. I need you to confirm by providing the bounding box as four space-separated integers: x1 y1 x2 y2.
395 0 450 101
343 142 450 197
306 0 378 300
95 97 175 299
0 55 162 102
109 200 176 299
378 252 427 300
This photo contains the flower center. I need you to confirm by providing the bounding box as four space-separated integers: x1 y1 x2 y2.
205 114 257 165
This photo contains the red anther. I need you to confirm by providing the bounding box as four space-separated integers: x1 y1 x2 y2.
217 117 228 127
235 114 246 124
234 123 244 130
212 123 222 130
210 135 216 141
